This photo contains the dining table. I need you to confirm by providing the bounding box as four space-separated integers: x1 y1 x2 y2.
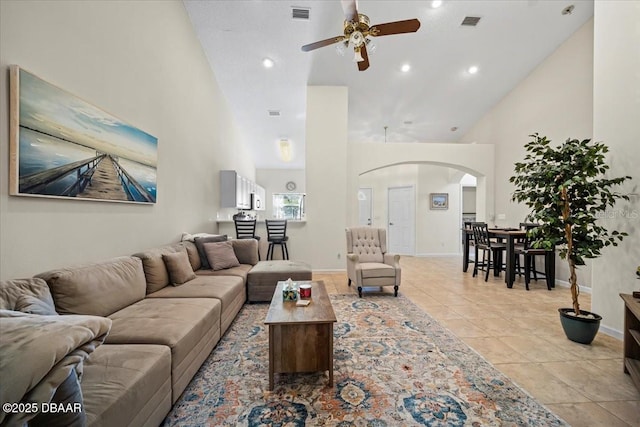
462 227 555 289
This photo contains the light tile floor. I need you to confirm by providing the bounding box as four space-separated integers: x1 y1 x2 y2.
313 256 640 427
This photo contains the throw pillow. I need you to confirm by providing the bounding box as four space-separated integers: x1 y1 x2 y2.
15 294 59 316
162 249 197 285
194 235 228 269
204 241 240 271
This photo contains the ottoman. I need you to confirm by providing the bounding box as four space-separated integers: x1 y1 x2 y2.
247 260 312 302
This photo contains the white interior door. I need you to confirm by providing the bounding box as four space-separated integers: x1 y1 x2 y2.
388 186 415 254
358 188 372 226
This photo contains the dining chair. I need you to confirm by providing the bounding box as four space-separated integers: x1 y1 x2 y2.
265 219 289 260
515 223 551 290
234 218 261 260
472 223 506 281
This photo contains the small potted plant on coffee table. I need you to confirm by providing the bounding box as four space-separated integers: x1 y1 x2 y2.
510 134 631 344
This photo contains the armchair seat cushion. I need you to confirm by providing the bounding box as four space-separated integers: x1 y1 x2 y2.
360 263 396 278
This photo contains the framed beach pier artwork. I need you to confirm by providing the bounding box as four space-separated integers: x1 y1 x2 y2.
430 193 448 210
9 65 157 204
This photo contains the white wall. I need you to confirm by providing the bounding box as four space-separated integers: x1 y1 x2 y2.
460 18 595 289
591 1 640 333
0 1 254 279
303 86 349 270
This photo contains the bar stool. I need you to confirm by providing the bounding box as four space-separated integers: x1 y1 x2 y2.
234 218 261 260
265 219 289 260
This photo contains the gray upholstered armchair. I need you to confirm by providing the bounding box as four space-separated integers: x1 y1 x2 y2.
345 227 401 298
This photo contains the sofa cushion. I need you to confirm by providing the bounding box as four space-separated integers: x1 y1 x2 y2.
36 257 146 317
162 249 196 285
0 278 57 314
194 235 228 269
181 241 201 272
82 344 171 427
132 243 199 294
204 241 240 271
196 264 253 282
147 275 245 333
230 238 259 265
360 262 396 278
105 298 221 401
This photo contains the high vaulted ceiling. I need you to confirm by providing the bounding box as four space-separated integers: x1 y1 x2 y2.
184 0 593 169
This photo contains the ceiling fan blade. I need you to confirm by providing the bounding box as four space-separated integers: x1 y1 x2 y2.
369 19 421 37
341 0 359 22
357 45 369 72
301 36 345 52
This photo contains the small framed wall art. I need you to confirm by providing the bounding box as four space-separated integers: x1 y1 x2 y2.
430 193 449 210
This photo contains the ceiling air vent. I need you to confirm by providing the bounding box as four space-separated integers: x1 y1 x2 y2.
461 16 481 26
268 110 281 117
292 7 310 20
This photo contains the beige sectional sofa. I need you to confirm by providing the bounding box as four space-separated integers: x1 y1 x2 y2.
0 237 259 427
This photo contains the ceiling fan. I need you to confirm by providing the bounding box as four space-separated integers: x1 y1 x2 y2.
301 0 421 71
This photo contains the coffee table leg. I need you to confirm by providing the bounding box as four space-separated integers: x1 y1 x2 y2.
268 326 274 390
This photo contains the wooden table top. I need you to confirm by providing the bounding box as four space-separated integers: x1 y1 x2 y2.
265 281 337 325
621 293 640 319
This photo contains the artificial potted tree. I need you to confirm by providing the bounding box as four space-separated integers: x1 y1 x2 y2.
510 134 631 344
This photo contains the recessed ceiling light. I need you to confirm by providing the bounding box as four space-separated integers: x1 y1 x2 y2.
262 58 274 68
468 65 479 74
401 64 411 72
431 0 443 8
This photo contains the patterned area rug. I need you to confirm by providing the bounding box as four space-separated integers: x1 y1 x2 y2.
164 295 567 426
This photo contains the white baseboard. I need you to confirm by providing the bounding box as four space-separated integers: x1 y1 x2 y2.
598 324 623 340
554 279 592 294
414 253 462 257
312 269 346 273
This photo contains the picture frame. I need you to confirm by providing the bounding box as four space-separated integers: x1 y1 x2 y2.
430 193 449 210
9 65 158 204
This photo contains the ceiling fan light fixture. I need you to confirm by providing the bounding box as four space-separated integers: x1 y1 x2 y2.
349 30 364 48
365 37 377 54
353 48 364 63
336 41 347 56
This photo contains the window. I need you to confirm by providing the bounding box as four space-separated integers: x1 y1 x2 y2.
272 193 305 220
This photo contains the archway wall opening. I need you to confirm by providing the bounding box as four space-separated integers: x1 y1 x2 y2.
348 142 494 255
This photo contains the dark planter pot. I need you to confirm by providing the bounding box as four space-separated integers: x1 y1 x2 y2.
558 308 602 344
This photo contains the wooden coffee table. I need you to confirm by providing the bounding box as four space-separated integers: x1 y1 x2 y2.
264 280 337 390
